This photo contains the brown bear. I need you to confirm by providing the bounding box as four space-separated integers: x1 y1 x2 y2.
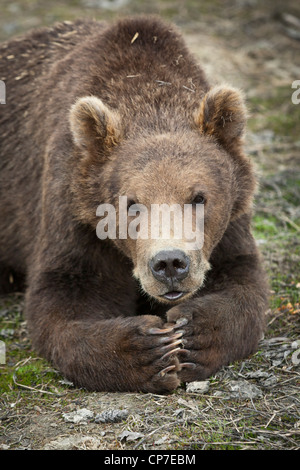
0 16 268 393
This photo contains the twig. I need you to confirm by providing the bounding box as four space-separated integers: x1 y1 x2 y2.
281 215 300 232
255 207 300 232
133 420 184 450
12 373 66 397
130 32 139 44
182 85 195 93
264 412 277 428
155 80 172 86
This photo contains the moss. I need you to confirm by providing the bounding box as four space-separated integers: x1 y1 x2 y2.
13 360 58 387
0 294 67 397
253 214 279 238
248 86 300 141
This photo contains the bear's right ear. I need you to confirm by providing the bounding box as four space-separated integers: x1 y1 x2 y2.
69 96 122 156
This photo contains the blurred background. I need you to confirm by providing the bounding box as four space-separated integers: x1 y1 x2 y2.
1 0 300 44
1 0 300 120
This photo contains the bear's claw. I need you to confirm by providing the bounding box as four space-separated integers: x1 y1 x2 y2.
180 362 196 369
174 318 189 329
157 331 184 344
158 364 177 377
148 326 174 335
161 346 182 361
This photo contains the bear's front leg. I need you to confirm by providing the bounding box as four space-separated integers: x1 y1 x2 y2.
25 274 182 393
165 255 268 382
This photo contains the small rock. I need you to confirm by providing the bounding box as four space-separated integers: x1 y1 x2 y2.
0 328 15 338
62 408 94 424
228 380 263 399
154 436 170 445
261 375 277 387
292 349 300 366
44 436 100 450
0 444 10 450
186 380 210 394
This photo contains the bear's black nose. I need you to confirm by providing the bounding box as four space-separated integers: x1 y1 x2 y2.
150 250 190 283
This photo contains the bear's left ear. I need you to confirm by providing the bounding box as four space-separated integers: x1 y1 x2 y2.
69 96 122 156
194 85 247 154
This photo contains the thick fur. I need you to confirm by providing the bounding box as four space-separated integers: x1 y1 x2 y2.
0 17 268 392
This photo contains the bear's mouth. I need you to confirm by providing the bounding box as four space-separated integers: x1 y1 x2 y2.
161 291 185 301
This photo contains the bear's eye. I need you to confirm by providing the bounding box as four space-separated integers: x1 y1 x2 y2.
192 193 206 205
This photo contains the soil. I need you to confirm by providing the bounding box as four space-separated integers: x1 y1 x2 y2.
0 0 299 451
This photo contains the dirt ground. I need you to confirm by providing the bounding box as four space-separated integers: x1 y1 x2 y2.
0 0 299 451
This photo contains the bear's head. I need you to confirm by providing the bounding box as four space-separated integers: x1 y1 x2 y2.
69 86 255 304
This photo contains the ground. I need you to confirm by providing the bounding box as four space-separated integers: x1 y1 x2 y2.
0 0 299 450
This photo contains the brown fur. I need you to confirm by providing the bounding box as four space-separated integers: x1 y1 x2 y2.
0 16 268 392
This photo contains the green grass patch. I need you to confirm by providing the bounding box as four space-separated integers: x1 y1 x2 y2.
248 85 300 140
252 214 279 238
0 294 68 397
